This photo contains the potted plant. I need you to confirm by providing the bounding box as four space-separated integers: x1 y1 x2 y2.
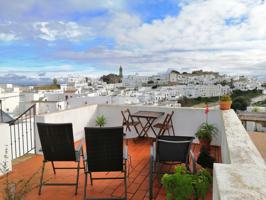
162 166 212 200
95 115 106 127
195 122 218 152
219 95 232 110
197 146 215 170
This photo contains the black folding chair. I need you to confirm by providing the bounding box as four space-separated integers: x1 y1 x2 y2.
84 126 127 200
37 122 84 195
149 136 195 200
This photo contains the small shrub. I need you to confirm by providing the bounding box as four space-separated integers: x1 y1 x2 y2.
195 123 218 142
232 96 250 111
162 166 212 200
95 115 106 127
220 95 231 102
252 107 261 112
162 166 194 200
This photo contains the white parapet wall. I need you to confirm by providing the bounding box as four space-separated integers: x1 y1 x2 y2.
0 123 12 176
35 104 98 154
213 110 266 200
35 104 224 154
95 104 224 146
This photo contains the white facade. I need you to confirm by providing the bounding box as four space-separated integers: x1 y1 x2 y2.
122 75 149 87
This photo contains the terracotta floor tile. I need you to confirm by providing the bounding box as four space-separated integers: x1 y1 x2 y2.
0 138 221 200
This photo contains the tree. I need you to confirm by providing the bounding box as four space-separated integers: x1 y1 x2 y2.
231 96 250 111
52 78 58 85
147 80 154 84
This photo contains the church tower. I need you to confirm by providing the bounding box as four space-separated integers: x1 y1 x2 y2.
119 66 123 77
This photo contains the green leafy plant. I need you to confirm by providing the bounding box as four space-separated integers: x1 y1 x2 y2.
162 166 193 200
195 122 218 142
162 166 212 200
231 96 250 111
252 107 261 113
95 115 106 127
192 169 212 199
220 95 231 102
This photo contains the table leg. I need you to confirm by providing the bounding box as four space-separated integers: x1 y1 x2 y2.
137 117 145 137
141 119 151 137
146 118 157 137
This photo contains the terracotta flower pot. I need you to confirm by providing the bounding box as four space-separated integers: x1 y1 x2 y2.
199 139 211 152
219 101 232 110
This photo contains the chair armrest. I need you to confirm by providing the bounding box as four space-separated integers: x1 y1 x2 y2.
190 150 196 174
75 138 85 154
123 144 128 160
150 142 156 161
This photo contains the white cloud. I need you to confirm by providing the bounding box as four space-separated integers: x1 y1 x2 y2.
1 0 266 76
0 33 17 41
92 0 266 75
0 0 126 20
33 21 92 41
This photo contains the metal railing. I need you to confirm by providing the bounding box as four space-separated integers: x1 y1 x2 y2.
0 99 3 122
8 104 36 160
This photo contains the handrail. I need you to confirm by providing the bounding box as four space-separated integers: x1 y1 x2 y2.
9 104 36 125
8 103 36 160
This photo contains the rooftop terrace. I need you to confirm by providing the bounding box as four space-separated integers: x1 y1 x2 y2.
0 104 265 199
0 139 220 200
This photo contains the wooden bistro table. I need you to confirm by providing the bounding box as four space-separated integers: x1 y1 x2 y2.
131 111 164 137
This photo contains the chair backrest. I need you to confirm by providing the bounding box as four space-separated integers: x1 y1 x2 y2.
84 127 124 172
121 108 135 124
121 109 130 124
162 111 174 126
156 135 194 164
168 111 174 123
37 123 76 161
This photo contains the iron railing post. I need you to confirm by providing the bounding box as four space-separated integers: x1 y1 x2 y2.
33 104 37 154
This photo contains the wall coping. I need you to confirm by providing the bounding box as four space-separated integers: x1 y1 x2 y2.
213 110 266 200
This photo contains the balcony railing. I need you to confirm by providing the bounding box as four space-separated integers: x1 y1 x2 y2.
8 104 36 160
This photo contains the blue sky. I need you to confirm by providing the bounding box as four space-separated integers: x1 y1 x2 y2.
0 0 266 83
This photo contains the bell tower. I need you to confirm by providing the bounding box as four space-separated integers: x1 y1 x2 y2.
119 66 123 77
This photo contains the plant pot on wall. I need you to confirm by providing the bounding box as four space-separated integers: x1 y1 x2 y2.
219 101 232 110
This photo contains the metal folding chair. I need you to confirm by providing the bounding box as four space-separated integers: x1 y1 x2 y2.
84 126 127 200
149 136 195 200
37 122 84 195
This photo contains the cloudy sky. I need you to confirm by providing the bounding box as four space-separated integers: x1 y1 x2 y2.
0 0 266 82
